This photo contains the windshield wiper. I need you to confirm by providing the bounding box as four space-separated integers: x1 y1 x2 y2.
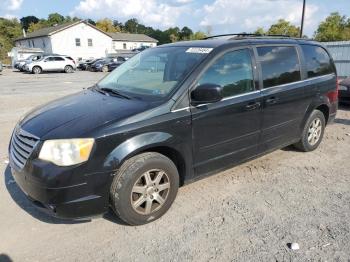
100 87 132 100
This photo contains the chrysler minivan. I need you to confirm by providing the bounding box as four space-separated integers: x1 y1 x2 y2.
9 35 338 225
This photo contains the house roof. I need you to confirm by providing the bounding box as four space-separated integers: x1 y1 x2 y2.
15 20 111 41
108 32 158 43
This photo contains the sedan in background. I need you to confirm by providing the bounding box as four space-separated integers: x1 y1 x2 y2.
90 58 117 72
107 57 127 72
339 78 350 105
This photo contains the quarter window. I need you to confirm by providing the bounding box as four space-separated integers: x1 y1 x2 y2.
301 45 334 78
257 46 301 88
75 38 81 47
198 49 255 98
88 38 93 47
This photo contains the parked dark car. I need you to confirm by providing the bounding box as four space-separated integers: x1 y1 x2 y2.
77 59 94 71
83 59 103 71
339 78 350 104
132 46 150 52
89 57 119 72
9 35 338 225
107 56 127 72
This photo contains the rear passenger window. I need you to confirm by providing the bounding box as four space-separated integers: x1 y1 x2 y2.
301 45 334 78
257 46 301 88
198 49 255 98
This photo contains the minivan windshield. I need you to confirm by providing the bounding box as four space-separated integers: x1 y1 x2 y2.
97 46 210 100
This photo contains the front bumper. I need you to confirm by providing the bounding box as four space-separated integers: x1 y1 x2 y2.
9 156 113 219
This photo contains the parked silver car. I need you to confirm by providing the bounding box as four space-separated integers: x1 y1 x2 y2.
25 55 76 74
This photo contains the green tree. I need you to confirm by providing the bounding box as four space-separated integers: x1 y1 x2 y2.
190 31 207 40
267 19 300 37
124 18 139 33
96 18 119 33
179 26 193 40
254 27 265 35
47 13 65 25
87 19 96 26
0 18 22 63
314 12 349 41
27 19 49 33
20 16 39 31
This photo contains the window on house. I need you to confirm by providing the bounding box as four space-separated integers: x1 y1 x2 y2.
88 39 93 47
32 40 35 47
257 46 301 88
28 40 31 47
75 38 81 47
42 40 46 48
123 43 127 49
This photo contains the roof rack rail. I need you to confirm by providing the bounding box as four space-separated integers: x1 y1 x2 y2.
204 33 292 40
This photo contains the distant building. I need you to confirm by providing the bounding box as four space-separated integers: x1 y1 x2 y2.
14 20 158 61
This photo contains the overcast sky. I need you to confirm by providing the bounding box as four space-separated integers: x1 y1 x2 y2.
1 0 349 37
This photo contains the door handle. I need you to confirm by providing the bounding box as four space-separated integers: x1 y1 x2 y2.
245 102 261 111
265 97 278 105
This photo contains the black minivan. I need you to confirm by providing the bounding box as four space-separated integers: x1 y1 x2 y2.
9 35 338 225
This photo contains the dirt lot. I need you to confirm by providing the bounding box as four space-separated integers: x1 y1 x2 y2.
1 69 350 261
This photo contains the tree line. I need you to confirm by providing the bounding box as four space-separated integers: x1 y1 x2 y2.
1 12 350 63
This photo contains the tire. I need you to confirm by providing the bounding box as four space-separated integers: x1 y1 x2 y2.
110 152 179 225
32 66 42 74
102 65 109 73
294 109 326 152
64 65 73 73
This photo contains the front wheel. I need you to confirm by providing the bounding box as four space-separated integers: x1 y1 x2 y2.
64 65 74 73
294 109 326 152
32 66 42 74
110 152 179 225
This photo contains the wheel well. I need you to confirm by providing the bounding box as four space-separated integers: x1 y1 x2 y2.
316 104 329 124
32 65 41 70
139 146 186 186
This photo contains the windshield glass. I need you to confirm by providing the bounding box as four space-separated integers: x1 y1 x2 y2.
97 46 210 100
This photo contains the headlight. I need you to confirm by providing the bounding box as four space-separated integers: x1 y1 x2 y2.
39 138 94 166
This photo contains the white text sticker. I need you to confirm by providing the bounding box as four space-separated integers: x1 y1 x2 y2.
186 47 213 54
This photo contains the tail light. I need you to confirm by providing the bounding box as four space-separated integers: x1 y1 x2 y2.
327 78 339 103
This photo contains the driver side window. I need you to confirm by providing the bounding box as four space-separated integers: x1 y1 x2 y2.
198 49 255 98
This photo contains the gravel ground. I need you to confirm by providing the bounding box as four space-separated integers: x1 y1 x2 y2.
0 69 350 262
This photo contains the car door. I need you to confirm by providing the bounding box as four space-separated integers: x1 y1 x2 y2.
255 45 310 152
191 47 262 177
53 56 66 70
43 57 55 71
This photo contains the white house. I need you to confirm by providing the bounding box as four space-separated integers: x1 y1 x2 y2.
14 20 158 61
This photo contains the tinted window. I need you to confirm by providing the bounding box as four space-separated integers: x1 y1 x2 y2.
45 57 54 61
54 57 65 61
198 49 254 98
301 45 334 78
257 46 301 88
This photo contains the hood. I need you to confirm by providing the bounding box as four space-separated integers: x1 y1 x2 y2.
20 89 151 139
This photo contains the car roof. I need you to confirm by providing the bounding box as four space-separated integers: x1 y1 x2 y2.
159 36 323 49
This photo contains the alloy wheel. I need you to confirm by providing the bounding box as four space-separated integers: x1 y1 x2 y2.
307 118 322 146
130 169 170 215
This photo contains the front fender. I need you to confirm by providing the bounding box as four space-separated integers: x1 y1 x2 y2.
103 132 173 169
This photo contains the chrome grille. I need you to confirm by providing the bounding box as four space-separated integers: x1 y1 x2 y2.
10 128 39 169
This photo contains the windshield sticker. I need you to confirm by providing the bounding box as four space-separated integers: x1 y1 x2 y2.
186 47 213 54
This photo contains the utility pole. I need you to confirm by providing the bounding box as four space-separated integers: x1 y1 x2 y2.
300 0 306 38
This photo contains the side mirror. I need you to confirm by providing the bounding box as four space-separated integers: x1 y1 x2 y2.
191 83 223 106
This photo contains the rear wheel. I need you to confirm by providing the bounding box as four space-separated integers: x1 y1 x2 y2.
110 152 179 225
32 66 42 74
64 65 73 73
294 109 326 152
